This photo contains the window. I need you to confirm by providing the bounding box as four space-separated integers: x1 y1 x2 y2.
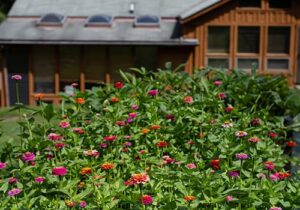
33 46 55 93
208 26 230 53
268 27 290 54
267 59 289 70
238 27 260 53
238 58 259 69
238 0 261 7
38 13 65 25
208 58 229 69
269 0 291 8
135 15 160 27
85 15 112 26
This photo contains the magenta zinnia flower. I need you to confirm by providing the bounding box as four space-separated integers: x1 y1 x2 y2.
80 201 87 208
22 152 35 162
52 166 67 176
0 162 6 170
35 176 45 183
148 89 158 96
226 195 233 202
7 188 21 196
228 170 240 178
47 133 60 141
186 163 196 169
235 153 249 160
140 195 153 205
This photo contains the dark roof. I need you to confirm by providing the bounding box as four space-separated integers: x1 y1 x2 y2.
0 0 222 45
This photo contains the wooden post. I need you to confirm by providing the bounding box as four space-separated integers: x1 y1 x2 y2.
80 46 85 92
54 46 60 105
105 46 111 83
28 46 34 106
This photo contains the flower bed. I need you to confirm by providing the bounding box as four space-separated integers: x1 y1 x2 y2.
1 68 300 209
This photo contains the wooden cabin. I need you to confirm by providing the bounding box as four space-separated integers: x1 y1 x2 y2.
0 0 299 106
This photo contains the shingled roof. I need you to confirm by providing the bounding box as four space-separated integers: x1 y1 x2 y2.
0 0 224 45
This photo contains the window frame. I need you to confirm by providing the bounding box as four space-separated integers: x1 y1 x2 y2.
37 13 66 26
134 15 160 28
85 14 113 27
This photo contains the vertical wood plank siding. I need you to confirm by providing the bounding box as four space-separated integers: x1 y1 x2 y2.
182 0 300 85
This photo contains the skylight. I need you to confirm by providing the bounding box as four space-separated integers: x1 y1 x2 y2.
136 15 160 25
85 15 112 26
38 13 65 25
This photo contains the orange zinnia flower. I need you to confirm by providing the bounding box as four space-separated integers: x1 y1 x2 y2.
184 195 196 202
80 167 92 175
76 98 85 104
141 128 150 134
110 97 120 103
34 93 44 100
150 125 161 130
101 163 115 170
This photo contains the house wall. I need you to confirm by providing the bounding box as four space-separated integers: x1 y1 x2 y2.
3 45 190 106
182 0 300 85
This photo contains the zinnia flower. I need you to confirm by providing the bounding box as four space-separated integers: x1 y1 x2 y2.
210 159 220 170
150 125 160 130
226 195 233 202
186 163 196 169
264 161 275 171
11 75 22 81
228 170 240 178
248 136 260 143
235 131 248 137
7 188 21 196
235 153 249 160
184 195 196 202
0 162 6 170
83 150 100 157
128 173 150 185
251 118 261 126
225 106 234 112
140 195 153 205
35 176 45 183
183 96 193 104
65 200 76 207
54 142 66 149
222 121 233 128
47 133 60 141
110 97 120 103
8 177 18 184
101 163 115 170
22 152 35 162
73 127 84 134
52 166 67 176
80 201 87 208
213 80 222 86
80 167 92 175
131 105 139 110
115 121 126 126
76 98 85 104
287 141 297 147
59 121 70 128
103 135 117 142
141 128 150 134
128 112 138 119
218 92 226 100
114 81 124 89
269 207 282 210
268 131 277 139
148 89 158 96
156 141 168 148
34 93 44 100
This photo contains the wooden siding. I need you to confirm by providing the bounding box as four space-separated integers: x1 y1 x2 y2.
183 0 300 85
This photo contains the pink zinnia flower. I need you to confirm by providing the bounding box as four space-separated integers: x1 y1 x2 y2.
0 162 6 169
264 161 275 171
7 188 21 196
73 128 84 134
225 106 234 112
131 105 139 110
99 143 108 148
128 112 138 119
83 150 100 157
115 121 126 126
59 121 70 128
22 152 35 162
47 133 60 141
226 195 233 202
11 75 22 81
218 93 226 100
270 207 282 210
235 153 249 160
148 89 158 96
248 136 260 143
186 163 196 169
80 201 87 208
213 80 222 86
8 177 18 184
268 131 277 139
222 121 233 128
183 96 193 104
35 176 45 183
52 166 67 176
235 131 248 137
140 195 153 205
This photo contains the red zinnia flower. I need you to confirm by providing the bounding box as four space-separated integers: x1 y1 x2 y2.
210 159 220 170
114 81 124 89
268 131 277 139
103 135 117 142
184 195 196 202
225 106 234 112
156 141 168 148
287 141 297 147
183 96 193 104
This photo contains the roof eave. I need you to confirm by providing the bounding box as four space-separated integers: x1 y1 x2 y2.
180 0 232 24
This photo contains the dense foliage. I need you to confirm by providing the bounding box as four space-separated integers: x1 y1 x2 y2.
0 67 300 209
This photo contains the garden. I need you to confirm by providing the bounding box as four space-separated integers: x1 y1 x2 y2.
0 66 300 209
